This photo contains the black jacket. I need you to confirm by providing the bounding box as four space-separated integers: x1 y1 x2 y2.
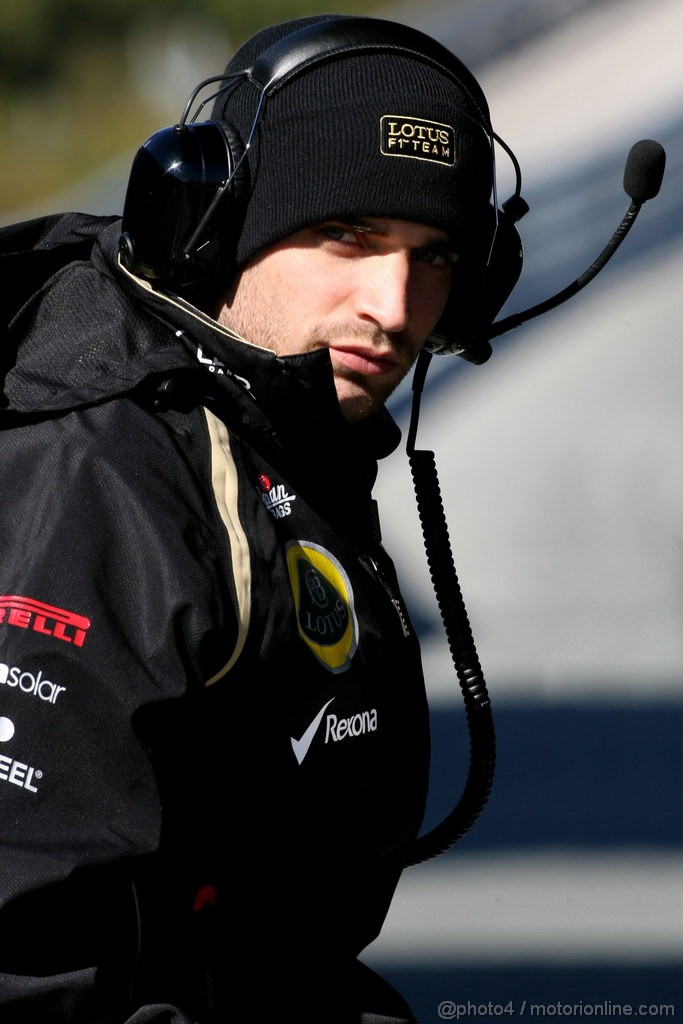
0 214 431 1022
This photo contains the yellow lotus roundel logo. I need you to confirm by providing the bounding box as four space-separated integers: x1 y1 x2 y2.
285 541 358 673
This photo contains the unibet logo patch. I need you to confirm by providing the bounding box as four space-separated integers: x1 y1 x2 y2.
286 541 358 673
380 115 455 165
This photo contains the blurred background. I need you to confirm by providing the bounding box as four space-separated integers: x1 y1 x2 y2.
3 0 681 1018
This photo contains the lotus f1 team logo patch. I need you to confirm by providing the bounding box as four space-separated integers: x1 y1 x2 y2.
380 115 455 165
286 542 358 674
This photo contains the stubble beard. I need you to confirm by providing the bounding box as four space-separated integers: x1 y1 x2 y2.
217 302 412 422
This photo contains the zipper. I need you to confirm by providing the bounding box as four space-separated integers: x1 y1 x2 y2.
365 554 411 638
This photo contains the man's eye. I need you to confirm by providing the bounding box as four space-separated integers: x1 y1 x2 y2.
322 225 355 243
415 248 455 267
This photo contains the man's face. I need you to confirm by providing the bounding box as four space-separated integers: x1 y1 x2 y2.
217 217 457 422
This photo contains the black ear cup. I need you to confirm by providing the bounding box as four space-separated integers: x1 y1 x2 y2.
119 119 247 303
426 208 524 363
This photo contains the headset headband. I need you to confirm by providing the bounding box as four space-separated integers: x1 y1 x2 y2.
246 17 492 130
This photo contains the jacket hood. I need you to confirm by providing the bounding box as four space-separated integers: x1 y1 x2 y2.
1 214 198 415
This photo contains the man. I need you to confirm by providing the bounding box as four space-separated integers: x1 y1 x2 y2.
0 13 504 1023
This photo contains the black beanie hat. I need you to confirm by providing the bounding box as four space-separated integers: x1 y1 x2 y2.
211 14 495 270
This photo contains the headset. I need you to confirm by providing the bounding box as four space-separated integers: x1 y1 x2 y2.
119 15 528 366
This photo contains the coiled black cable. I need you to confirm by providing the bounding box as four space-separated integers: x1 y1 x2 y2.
405 350 496 866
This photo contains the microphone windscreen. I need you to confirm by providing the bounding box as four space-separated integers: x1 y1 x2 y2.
623 139 666 201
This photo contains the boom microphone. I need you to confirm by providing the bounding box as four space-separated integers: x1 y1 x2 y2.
623 138 667 201
487 139 666 342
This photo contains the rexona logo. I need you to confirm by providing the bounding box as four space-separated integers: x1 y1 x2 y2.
285 541 358 673
0 596 90 647
291 699 379 765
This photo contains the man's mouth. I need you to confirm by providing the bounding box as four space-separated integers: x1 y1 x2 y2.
327 345 400 376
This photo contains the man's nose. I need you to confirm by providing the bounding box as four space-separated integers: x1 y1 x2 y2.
354 253 412 334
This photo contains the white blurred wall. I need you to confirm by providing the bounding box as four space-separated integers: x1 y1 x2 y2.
377 0 683 703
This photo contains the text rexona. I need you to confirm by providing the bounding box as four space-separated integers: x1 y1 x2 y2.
325 708 377 744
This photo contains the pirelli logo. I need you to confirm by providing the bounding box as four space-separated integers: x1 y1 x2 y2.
0 596 91 647
380 115 455 165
